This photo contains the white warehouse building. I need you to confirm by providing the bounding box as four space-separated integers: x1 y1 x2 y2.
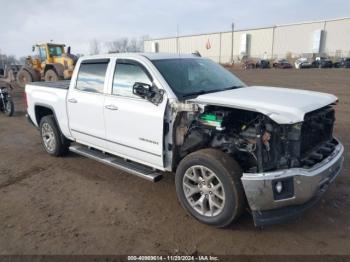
144 17 350 63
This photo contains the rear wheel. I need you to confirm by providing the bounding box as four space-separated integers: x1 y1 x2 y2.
175 149 245 227
44 69 59 82
39 115 70 156
4 99 14 117
17 69 33 88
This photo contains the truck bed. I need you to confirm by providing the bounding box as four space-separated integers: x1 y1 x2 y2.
28 80 70 89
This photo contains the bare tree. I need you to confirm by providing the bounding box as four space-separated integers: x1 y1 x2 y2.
0 50 22 69
127 38 138 52
89 39 100 55
105 36 148 53
106 38 128 53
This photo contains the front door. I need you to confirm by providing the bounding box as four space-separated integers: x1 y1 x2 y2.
103 59 167 168
67 59 109 149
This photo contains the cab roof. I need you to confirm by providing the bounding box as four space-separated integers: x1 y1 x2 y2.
80 52 198 61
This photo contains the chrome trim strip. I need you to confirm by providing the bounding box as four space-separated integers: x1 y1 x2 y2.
71 128 162 158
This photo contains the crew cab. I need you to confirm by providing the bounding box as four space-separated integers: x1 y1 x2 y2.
25 53 344 227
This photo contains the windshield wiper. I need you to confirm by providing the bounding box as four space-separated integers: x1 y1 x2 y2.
222 85 244 91
182 90 208 98
181 85 244 99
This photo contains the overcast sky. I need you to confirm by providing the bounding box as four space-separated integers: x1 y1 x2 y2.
0 0 349 57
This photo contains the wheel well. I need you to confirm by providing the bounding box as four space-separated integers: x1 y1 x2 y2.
35 105 54 125
44 64 64 77
44 65 56 74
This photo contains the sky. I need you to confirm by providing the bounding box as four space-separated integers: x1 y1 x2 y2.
0 0 349 57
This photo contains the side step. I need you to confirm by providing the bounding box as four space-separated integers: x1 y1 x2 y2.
69 145 163 182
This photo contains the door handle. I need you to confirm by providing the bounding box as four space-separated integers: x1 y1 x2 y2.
68 98 77 103
105 104 118 110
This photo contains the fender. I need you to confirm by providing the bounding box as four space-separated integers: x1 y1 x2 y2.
22 66 40 81
33 103 70 144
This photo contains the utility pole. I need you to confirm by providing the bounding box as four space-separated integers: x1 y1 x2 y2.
176 24 179 54
231 23 234 64
271 26 276 59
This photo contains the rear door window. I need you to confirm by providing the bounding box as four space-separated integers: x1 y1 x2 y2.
76 61 108 93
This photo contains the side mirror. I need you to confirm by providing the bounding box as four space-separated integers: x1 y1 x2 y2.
132 82 164 105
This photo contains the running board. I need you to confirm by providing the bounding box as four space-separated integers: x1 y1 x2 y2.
69 145 163 182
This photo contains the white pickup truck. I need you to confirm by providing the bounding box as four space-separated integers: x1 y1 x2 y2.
25 53 344 227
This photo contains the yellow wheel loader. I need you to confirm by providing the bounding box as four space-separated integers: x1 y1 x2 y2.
17 43 77 88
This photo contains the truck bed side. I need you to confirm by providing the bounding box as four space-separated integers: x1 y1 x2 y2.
25 81 72 140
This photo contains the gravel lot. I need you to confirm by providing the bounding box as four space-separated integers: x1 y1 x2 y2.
0 68 349 255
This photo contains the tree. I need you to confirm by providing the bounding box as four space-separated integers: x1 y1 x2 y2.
89 39 100 55
105 36 148 53
0 50 23 69
106 38 128 53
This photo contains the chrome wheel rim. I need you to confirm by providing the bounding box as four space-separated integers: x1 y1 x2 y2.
42 123 56 152
182 165 225 217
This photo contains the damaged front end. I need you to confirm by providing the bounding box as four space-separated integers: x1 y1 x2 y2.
170 102 344 226
173 105 338 174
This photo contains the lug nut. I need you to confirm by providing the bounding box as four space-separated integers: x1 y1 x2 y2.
209 191 212 195
205 194 209 198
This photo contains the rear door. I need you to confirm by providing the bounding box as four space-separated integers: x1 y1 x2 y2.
67 59 110 149
103 58 167 168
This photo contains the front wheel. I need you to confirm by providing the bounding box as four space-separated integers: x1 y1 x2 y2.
44 69 60 82
4 99 14 117
175 149 245 227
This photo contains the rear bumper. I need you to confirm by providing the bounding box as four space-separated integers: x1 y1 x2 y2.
241 139 344 226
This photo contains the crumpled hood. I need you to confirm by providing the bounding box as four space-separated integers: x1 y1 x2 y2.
189 86 338 124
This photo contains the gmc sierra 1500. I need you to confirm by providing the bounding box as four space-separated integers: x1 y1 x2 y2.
25 53 344 227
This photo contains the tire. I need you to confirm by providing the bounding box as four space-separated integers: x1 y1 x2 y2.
4 99 14 117
175 148 245 227
44 69 60 82
39 115 70 156
17 69 33 88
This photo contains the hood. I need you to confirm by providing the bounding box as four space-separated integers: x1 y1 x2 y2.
189 86 337 124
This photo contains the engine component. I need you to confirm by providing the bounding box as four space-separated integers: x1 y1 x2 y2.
199 113 225 130
262 131 271 151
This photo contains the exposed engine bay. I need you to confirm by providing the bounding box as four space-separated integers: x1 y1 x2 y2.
169 104 337 173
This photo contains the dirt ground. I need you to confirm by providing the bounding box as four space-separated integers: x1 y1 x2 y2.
0 68 349 255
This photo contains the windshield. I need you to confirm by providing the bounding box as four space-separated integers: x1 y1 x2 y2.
152 58 245 99
48 45 64 57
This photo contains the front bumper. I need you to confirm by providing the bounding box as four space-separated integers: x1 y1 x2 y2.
241 139 344 226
